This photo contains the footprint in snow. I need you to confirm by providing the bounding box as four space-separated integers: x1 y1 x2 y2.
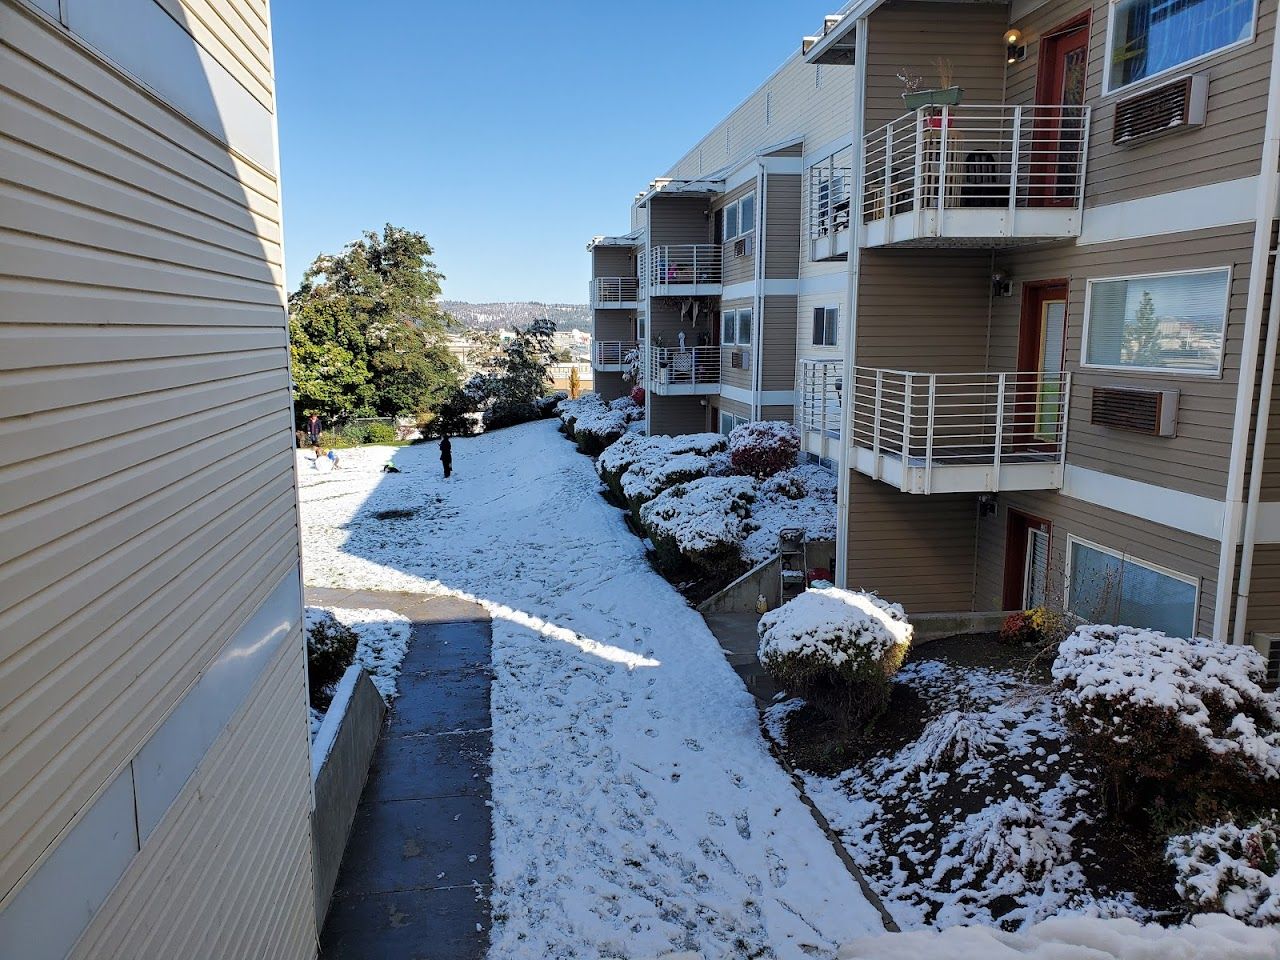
707 812 726 828
683 738 703 753
734 811 751 840
765 848 788 887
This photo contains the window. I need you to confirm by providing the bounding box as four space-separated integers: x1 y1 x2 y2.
720 411 747 435
812 306 838 346
722 308 752 346
1107 0 1255 92
1066 537 1199 637
720 193 756 242
1083 268 1229 375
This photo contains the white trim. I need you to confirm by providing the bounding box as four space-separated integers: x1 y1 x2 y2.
803 134 855 170
1080 266 1232 378
722 281 754 302
1064 534 1201 636
798 271 850 297
761 157 802 175
1078 177 1258 246
762 278 798 296
725 162 760 193
1101 0 1259 98
758 389 797 406
1061 465 1225 540
718 383 796 407
1254 503 1280 543
722 278 799 301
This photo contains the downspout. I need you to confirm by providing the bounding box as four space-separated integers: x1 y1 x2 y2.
752 162 768 420
1215 32 1280 642
1235 243 1280 645
835 17 870 589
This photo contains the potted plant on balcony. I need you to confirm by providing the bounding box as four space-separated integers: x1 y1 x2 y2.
899 58 962 110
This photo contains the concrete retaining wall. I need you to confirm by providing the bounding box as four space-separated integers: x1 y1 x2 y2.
698 540 837 614
311 665 386 928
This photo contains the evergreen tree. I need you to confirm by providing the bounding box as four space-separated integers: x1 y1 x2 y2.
478 318 557 428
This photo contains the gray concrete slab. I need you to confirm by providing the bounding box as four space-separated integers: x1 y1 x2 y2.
314 590 493 960
701 613 781 705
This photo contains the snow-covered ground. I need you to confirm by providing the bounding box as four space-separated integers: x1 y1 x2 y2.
296 422 884 959
304 605 412 735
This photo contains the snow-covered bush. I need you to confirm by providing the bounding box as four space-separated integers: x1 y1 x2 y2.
946 793 1076 888
305 608 359 710
639 475 755 576
535 390 568 418
573 406 630 455
743 464 838 565
608 394 644 421
1168 811 1280 925
596 432 726 502
898 709 1000 775
619 451 711 513
728 420 800 479
629 385 645 406
758 588 913 731
557 392 604 437
1052 625 1280 813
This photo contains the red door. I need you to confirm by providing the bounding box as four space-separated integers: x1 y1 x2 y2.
1013 281 1068 456
1004 510 1052 610
1033 17 1089 205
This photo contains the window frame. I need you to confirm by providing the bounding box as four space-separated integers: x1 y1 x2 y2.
721 309 738 346
720 192 757 243
812 306 839 347
1064 535 1201 636
1080 266 1231 378
736 307 753 346
719 410 747 436
1102 0 1258 97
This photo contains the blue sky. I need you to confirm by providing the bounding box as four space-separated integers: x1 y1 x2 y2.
273 1 839 304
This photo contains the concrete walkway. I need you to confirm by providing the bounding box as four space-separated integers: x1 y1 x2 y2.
309 587 493 960
702 612 779 706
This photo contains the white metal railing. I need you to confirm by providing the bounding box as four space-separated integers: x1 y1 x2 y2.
592 277 639 304
637 247 648 299
862 105 1090 223
594 340 639 366
799 359 843 437
649 346 720 388
808 147 854 241
647 244 721 291
850 367 1070 484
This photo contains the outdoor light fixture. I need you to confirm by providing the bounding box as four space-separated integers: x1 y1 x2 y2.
1005 28 1026 64
978 494 998 517
991 270 1013 298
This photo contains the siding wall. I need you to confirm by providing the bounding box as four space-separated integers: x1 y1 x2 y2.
593 313 635 342
762 295 799 391
719 296 754 390
764 172 801 280
592 246 635 280
714 179 758 287
0 1 313 954
594 371 629 402
648 195 711 245
649 395 710 436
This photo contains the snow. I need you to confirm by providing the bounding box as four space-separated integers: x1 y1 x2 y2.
619 452 712 506
836 914 1280 959
1053 624 1280 774
1167 812 1280 924
757 589 912 668
638 475 755 555
305 605 412 703
743 464 838 565
296 421 884 958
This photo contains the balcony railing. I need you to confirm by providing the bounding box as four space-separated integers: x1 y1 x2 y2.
646 245 722 296
593 340 639 371
648 345 720 395
808 147 853 260
849 367 1070 494
799 359 843 437
591 277 639 307
862 105 1090 246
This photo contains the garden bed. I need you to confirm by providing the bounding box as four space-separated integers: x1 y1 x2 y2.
769 633 1184 930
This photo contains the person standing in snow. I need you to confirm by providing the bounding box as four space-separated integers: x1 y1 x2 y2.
439 434 453 478
306 413 321 446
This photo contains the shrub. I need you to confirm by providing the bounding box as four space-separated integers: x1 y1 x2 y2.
362 421 398 444
557 392 604 437
1000 606 1074 648
596 432 727 502
629 385 646 406
757 588 913 733
728 420 800 479
1052 625 1280 816
639 475 754 577
1167 810 1280 924
306 610 359 710
620 452 711 513
535 390 568 418
573 407 630 455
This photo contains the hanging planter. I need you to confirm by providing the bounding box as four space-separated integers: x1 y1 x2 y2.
903 85 964 110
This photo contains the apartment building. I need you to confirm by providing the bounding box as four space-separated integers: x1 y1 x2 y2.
591 0 1280 660
1 1 317 957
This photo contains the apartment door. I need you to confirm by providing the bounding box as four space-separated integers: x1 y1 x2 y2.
1034 16 1089 205
1004 510 1052 610
1016 280 1068 449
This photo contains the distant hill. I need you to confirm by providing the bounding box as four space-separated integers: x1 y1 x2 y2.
442 300 590 333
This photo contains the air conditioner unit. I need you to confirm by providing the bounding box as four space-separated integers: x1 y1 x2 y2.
730 350 743 369
733 234 754 258
1090 385 1179 437
1112 74 1208 146
1251 633 1280 685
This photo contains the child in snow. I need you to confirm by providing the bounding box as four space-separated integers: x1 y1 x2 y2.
439 434 452 478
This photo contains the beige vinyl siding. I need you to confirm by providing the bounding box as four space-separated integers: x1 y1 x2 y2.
761 295 798 391
761 403 794 421
0 3 307 942
719 296 753 390
974 489 1221 637
1006 0 1276 207
593 312 636 342
648 195 710 245
764 173 800 280
996 225 1256 499
153 0 275 110
592 246 634 279
594 371 629 402
715 180 758 287
68 637 315 959
718 395 752 420
1243 543 1280 639
649 395 709 435
863 2 1008 133
845 472 978 613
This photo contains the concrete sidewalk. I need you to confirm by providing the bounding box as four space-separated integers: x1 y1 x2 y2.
310 588 493 960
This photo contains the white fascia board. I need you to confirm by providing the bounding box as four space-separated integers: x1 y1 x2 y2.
1078 177 1258 246
799 272 850 297
1062 465 1226 541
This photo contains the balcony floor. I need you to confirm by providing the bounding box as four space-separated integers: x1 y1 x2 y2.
650 381 720 397
851 444 1064 494
864 207 1081 249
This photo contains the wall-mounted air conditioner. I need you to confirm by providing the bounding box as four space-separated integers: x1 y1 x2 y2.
1090 385 1179 437
1113 74 1208 146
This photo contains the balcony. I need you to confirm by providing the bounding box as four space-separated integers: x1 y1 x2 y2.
647 346 720 396
591 277 639 309
593 340 638 373
862 105 1089 248
646 244 722 298
808 147 853 261
798 359 842 462
849 367 1070 494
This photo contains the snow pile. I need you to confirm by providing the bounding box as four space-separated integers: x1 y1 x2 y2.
571 404 631 453
896 710 1000 776
1053 625 1280 789
597 432 726 495
728 420 800 479
607 394 645 421
744 464 838 564
639 475 755 573
837 914 1280 959
1168 811 1280 924
758 588 912 669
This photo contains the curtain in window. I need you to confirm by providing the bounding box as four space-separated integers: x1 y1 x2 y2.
1112 0 1253 88
1069 541 1197 637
